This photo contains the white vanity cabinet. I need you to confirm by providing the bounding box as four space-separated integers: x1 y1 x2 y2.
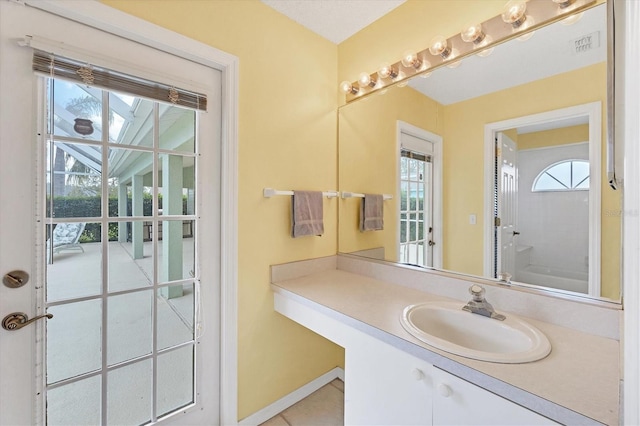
343 325 558 425
344 331 434 425
431 368 559 425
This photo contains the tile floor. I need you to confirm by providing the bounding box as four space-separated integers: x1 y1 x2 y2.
260 379 344 426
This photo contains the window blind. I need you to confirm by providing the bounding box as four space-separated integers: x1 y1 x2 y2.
32 49 207 112
401 149 431 163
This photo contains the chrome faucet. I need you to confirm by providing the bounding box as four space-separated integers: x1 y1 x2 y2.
462 284 506 321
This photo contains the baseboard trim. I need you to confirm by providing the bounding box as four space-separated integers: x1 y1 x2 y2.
238 367 344 426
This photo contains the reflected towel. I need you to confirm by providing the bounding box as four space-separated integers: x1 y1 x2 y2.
360 194 384 231
292 191 324 238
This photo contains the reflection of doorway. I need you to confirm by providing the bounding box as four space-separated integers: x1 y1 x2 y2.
397 121 442 268
496 132 518 279
484 103 601 297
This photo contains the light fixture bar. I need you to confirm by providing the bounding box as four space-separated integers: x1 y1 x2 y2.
343 0 596 102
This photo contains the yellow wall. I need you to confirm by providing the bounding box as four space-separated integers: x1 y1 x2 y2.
443 62 620 298
101 0 343 420
518 124 590 150
338 87 443 259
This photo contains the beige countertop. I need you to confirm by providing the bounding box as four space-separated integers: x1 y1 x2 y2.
272 269 620 425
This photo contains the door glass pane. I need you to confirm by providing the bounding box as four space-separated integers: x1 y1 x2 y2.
158 154 195 216
53 80 103 142
159 106 196 153
157 345 195 417
107 290 153 365
47 222 102 302
47 300 102 383
108 360 152 426
409 159 418 180
409 182 417 210
400 157 408 180
109 94 153 147
159 220 195 283
47 375 101 426
158 283 195 350
108 149 154 217
47 142 102 218
109 221 154 292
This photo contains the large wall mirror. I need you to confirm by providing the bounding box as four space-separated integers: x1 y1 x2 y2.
338 2 622 303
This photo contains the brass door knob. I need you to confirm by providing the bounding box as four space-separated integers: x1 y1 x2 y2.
2 312 53 331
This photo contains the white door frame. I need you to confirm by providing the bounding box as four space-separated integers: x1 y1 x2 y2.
483 102 601 297
1 0 239 424
622 1 640 423
396 121 443 269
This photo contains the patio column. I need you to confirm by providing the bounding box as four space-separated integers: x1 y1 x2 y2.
160 154 183 298
131 174 144 259
118 183 128 243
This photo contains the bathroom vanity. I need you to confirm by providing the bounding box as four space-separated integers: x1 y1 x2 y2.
271 255 620 425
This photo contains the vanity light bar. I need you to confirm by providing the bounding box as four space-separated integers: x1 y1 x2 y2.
342 192 393 200
342 0 596 102
263 188 339 198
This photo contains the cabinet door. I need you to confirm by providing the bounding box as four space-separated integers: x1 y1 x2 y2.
432 369 558 425
345 331 433 425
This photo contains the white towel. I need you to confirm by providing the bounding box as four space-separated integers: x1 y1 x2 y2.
292 191 324 238
360 194 384 231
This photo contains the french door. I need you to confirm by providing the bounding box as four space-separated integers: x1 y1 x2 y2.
0 2 222 424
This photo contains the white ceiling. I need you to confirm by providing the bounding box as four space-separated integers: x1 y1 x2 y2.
409 4 606 105
261 0 406 44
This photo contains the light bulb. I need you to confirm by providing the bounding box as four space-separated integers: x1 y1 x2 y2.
339 80 358 95
515 14 536 41
358 72 376 88
377 63 398 79
446 49 462 68
474 33 494 57
477 45 495 57
502 0 528 28
517 30 535 41
552 0 575 9
561 12 583 25
429 35 451 59
461 24 486 44
401 51 422 69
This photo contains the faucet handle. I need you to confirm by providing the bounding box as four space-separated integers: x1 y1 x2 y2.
469 284 485 301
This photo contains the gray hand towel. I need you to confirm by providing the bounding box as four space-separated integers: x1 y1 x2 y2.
292 191 324 238
360 194 384 231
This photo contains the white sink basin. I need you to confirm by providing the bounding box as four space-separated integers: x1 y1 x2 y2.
400 301 551 363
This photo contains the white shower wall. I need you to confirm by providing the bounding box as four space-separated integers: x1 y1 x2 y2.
516 143 589 275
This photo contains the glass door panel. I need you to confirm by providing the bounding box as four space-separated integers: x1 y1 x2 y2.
44 78 199 425
46 299 102 383
47 375 102 426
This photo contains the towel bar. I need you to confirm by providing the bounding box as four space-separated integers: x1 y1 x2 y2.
341 191 393 200
263 188 339 198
